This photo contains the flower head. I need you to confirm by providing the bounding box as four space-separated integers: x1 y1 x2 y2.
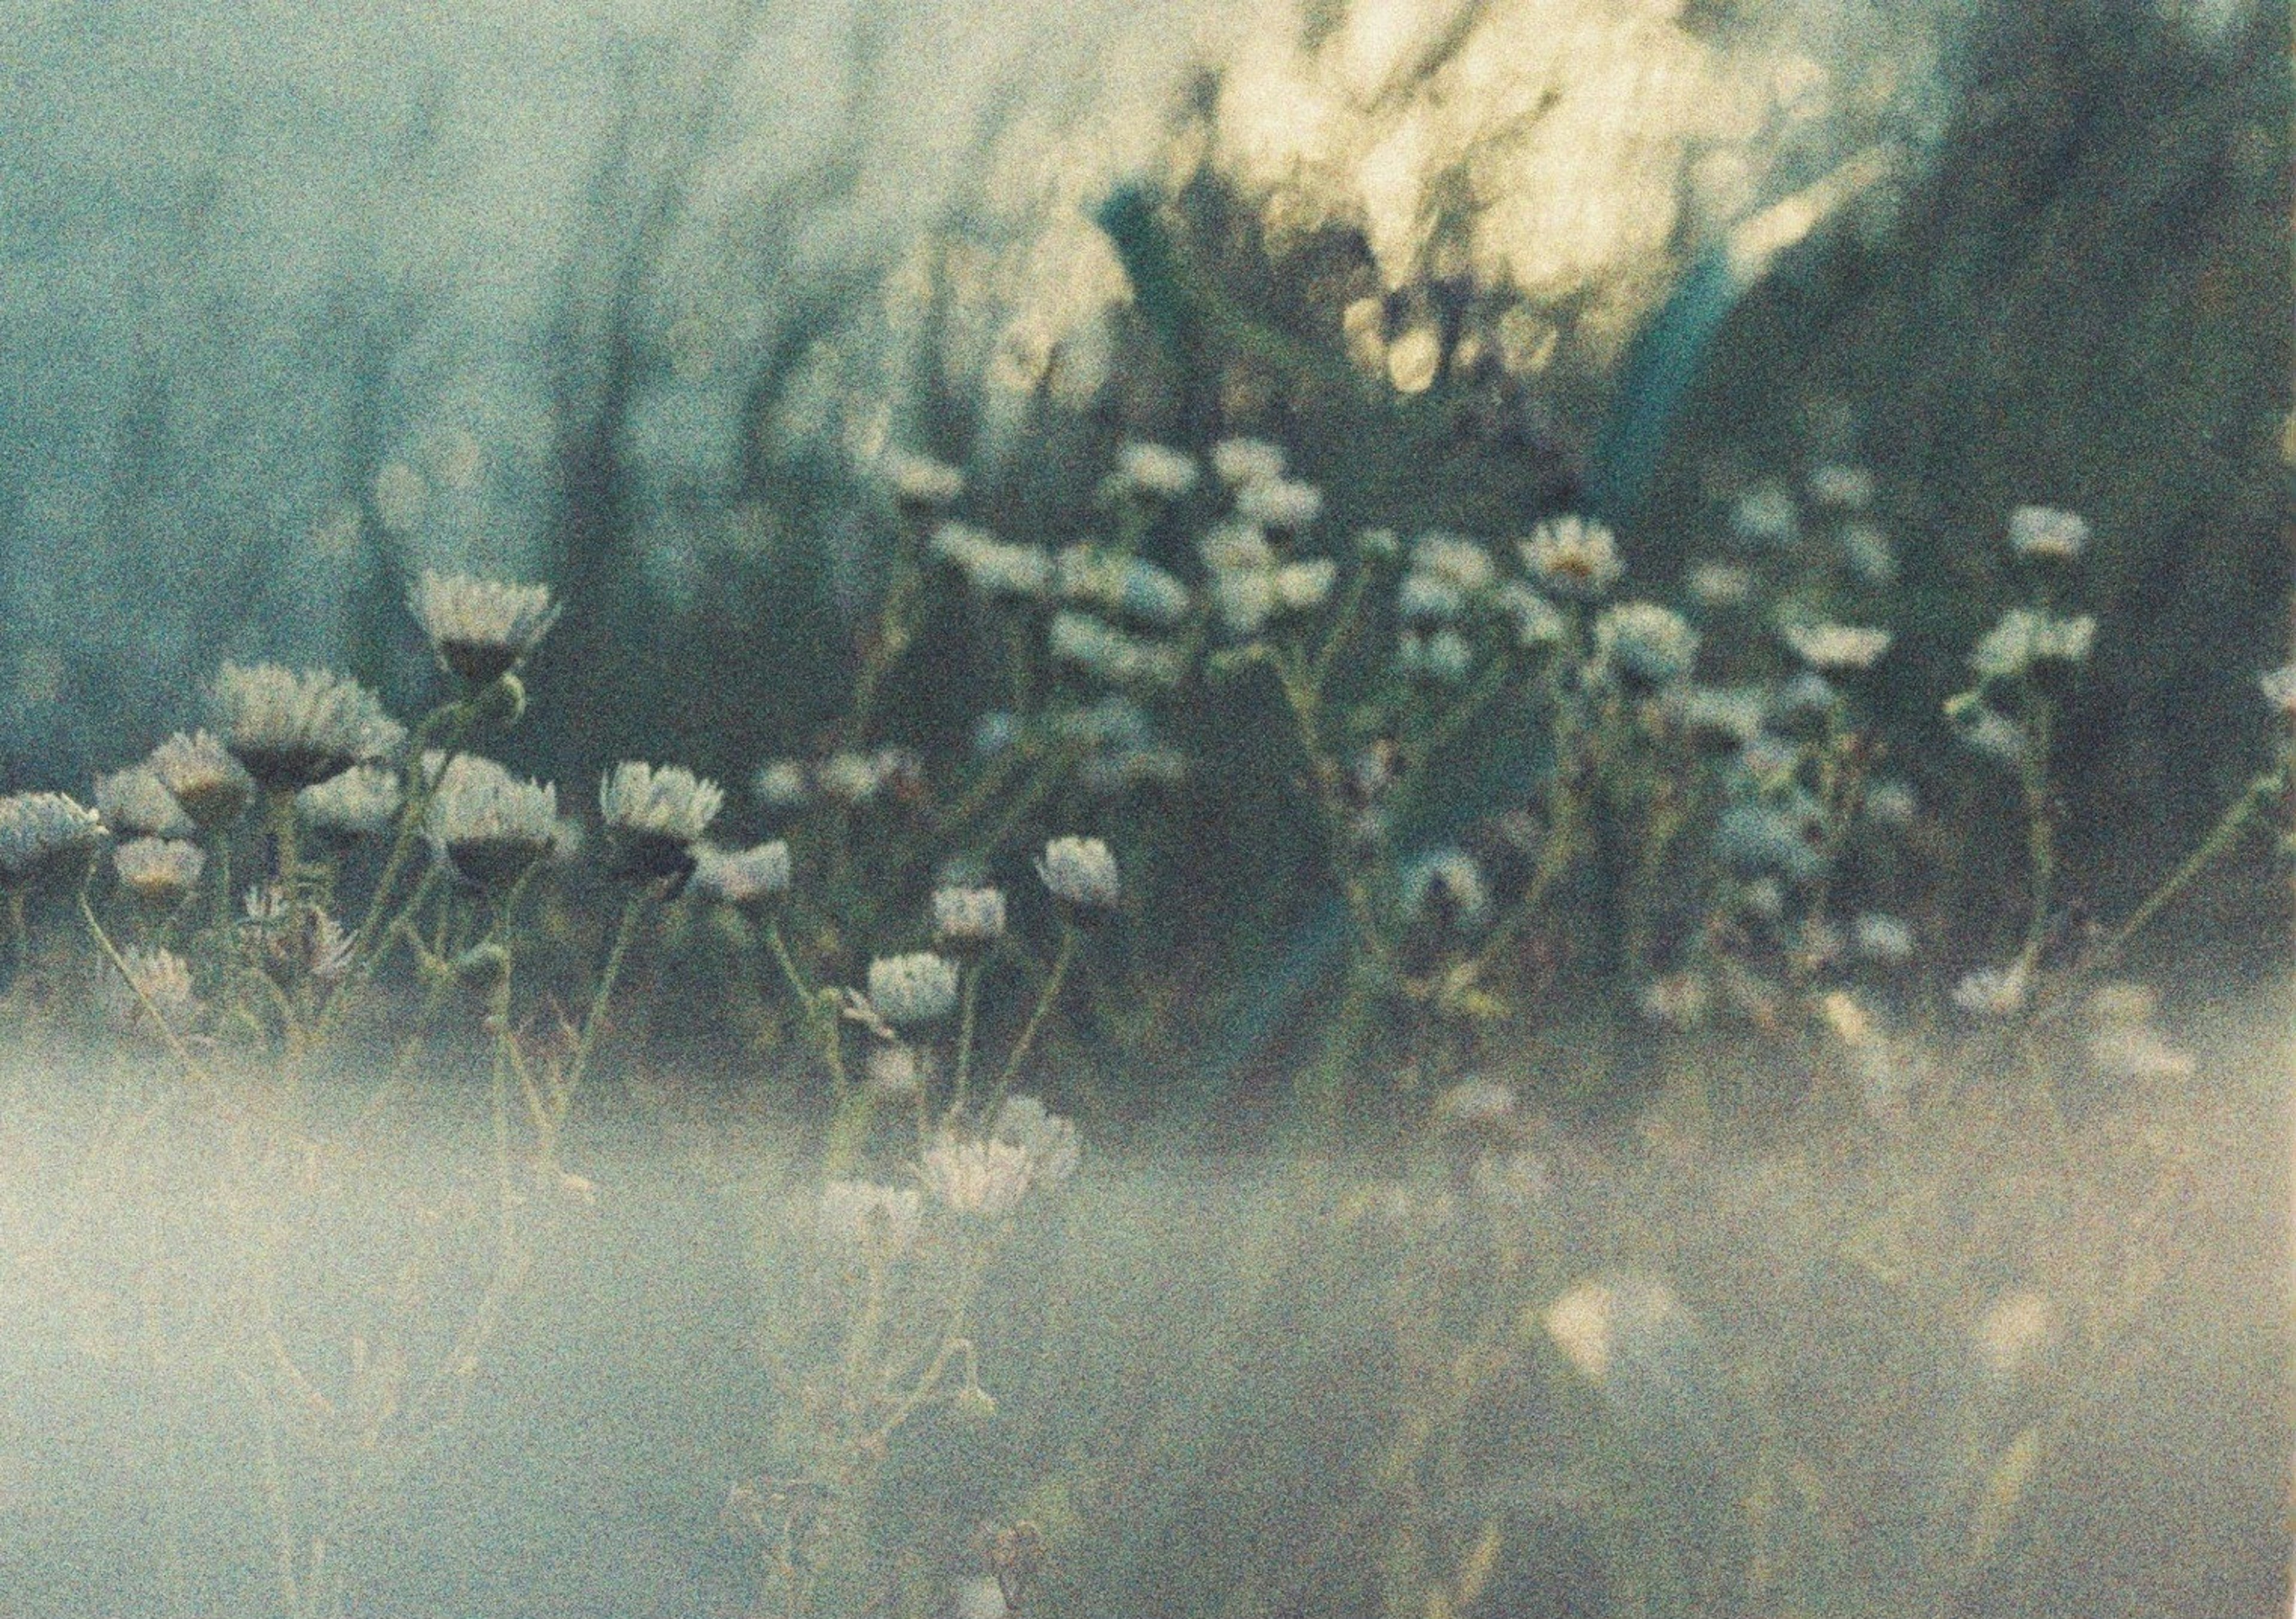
932 523 1054 602
2008 506 2088 562
2261 665 2296 720
920 1137 1034 1218
1401 848 1488 931
103 946 202 1038
1952 962 2030 1018
885 450 964 508
1410 533 1496 594
692 841 792 906
408 571 560 685
1037 835 1119 914
427 755 568 888
297 765 404 842
146 731 255 830
0 792 105 888
1112 441 1198 499
990 1095 1079 1191
1808 463 1874 509
1970 609 2096 680
1777 619 1892 671
209 664 405 791
1593 601 1698 686
1398 628 1473 684
1210 437 1286 487
933 885 1006 954
1235 476 1323 531
599 762 722 882
114 837 204 905
94 767 193 841
1521 516 1623 598
866 952 959 1026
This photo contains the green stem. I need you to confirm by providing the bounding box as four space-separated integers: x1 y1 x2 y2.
564 891 648 1097
984 924 1076 1120
948 961 984 1124
80 864 207 1081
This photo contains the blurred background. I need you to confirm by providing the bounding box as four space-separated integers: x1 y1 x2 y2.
0 0 2282 983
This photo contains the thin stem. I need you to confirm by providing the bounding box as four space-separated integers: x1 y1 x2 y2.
80 866 207 1081
564 890 648 1097
985 924 1076 1120
948 960 984 1125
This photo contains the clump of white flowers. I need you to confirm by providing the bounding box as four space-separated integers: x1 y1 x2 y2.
94 767 192 841
1969 608 2096 680
297 765 403 842
1112 441 1198 500
1777 619 1892 671
885 450 964 509
932 522 1054 603
113 838 204 905
933 885 1007 955
1593 601 1698 686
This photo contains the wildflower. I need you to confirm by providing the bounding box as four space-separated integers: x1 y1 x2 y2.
1593 601 1698 686
1839 522 1898 586
113 838 204 905
932 523 1054 601
1398 628 1471 684
407 571 559 686
1493 582 1567 650
816 1180 923 1256
1208 567 1277 636
1970 1290 2052 1377
816 750 887 805
1037 835 1119 914
1808 463 1874 509
933 885 1007 955
1669 685 1768 748
1853 912 1916 964
1944 692 2028 763
1521 516 1623 598
428 756 567 888
1234 477 1322 531
1715 795 1826 881
2008 505 2088 561
1048 612 1183 688
990 1095 1080 1190
885 450 964 509
753 758 812 811
0 793 105 888
920 1136 1034 1218
972 712 1021 757
866 952 959 1026
1542 1276 1693 1389
692 841 792 906
1397 570 1467 625
1113 441 1198 499
1354 527 1402 563
1969 609 2097 680
147 731 255 830
1638 972 1710 1030
1685 561 1753 608
209 664 406 791
1730 482 1799 546
599 762 722 882
1400 848 1488 931
2257 665 2296 719
103 946 201 1037
1273 559 1336 612
1409 533 1497 595
1777 619 1892 671
304 909 354 982
1210 436 1286 487
297 766 403 842
1863 780 1917 827
94 768 192 841
865 1041 924 1095
1952 962 2029 1018
1199 521 1276 575
1113 558 1192 628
